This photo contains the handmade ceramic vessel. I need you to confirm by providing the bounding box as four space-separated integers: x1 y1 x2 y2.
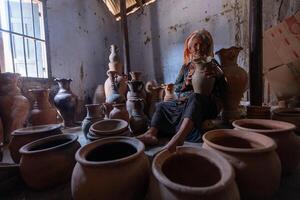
145 81 164 118
163 84 177 102
9 124 62 163
129 99 148 135
81 104 104 139
93 84 106 104
203 129 281 200
54 78 78 127
19 134 80 190
109 103 129 122
0 73 30 144
89 119 128 137
149 146 240 200
233 119 300 173
71 137 150 200
272 108 300 134
28 89 57 126
105 71 125 104
191 62 215 96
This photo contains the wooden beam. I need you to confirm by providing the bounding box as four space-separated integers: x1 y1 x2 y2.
120 0 131 74
249 0 263 106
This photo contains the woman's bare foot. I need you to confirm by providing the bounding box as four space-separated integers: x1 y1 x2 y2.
136 128 159 146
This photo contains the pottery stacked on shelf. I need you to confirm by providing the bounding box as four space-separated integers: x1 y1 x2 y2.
203 129 281 200
145 80 164 118
71 137 150 200
87 119 130 141
233 119 300 173
81 104 104 139
19 134 80 190
216 46 248 122
149 146 240 200
28 88 58 126
0 72 30 144
8 124 63 163
54 78 78 127
272 108 300 134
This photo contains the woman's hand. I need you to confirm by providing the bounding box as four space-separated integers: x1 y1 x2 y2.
163 137 184 153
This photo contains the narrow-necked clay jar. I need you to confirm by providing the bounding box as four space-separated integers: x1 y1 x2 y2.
19 134 80 190
8 124 62 163
28 88 57 126
233 119 300 173
203 129 281 200
71 137 150 200
109 103 129 122
272 108 300 134
0 72 30 144
149 146 240 200
81 104 104 139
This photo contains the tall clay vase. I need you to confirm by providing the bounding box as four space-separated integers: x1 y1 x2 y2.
109 103 129 122
93 84 106 104
233 119 300 173
81 104 104 139
127 80 145 116
71 137 150 200
272 108 300 134
8 124 62 163
163 83 177 102
105 71 125 104
129 99 148 135
203 129 281 200
54 78 78 127
149 147 240 200
216 47 248 121
28 89 57 126
19 134 80 190
0 73 30 144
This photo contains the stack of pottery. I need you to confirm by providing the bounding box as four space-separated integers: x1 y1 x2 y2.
129 99 148 135
233 119 300 173
163 83 177 102
216 47 248 122
71 137 150 200
104 45 127 99
145 81 164 118
28 88 58 126
246 105 271 119
272 108 300 134
87 119 130 141
109 103 129 122
127 72 145 116
105 71 126 104
93 84 106 104
19 134 80 190
0 73 30 144
8 124 62 163
82 104 104 139
54 78 78 127
203 129 281 200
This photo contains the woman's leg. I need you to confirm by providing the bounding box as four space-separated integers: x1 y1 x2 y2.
136 127 159 145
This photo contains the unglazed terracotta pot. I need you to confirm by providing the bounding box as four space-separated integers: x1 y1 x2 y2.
233 119 300 173
145 81 164 118
163 83 177 102
272 108 300 134
9 124 62 163
71 137 150 200
81 104 104 139
109 103 129 122
19 134 80 190
216 47 248 121
149 146 240 200
191 62 215 96
28 89 57 126
89 119 128 136
0 163 21 194
0 73 30 144
203 129 281 200
129 99 148 135
105 71 126 104
54 78 78 127
93 84 106 104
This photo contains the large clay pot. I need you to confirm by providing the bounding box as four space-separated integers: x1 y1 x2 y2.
54 78 78 127
272 108 300 134
105 71 126 104
145 81 164 118
163 83 177 102
8 124 62 163
93 84 106 104
109 103 129 122
129 99 148 135
71 137 150 200
216 47 248 121
28 88 57 126
0 73 30 144
0 163 21 194
81 104 104 139
149 146 240 200
191 62 215 96
203 129 281 200
19 134 80 190
233 119 300 173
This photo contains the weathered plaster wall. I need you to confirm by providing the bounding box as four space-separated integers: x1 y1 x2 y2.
46 0 121 102
126 0 249 84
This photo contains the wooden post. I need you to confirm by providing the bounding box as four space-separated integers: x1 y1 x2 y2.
249 0 263 106
120 0 131 74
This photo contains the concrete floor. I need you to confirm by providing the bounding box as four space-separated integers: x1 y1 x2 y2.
1 126 300 200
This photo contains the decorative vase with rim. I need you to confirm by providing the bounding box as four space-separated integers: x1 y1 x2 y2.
54 78 78 127
28 88 57 126
0 72 30 144
82 104 104 139
105 71 125 104
216 46 248 122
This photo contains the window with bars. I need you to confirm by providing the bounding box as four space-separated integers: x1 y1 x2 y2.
0 0 48 78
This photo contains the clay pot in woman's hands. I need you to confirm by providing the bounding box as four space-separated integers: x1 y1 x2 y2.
191 62 215 96
163 83 177 102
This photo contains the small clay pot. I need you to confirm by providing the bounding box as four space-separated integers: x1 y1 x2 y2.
149 146 240 200
272 108 300 134
203 129 281 200
19 134 80 190
109 103 129 122
71 137 150 200
89 119 128 136
163 83 177 102
8 124 62 163
81 104 103 139
233 119 300 174
93 85 106 104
